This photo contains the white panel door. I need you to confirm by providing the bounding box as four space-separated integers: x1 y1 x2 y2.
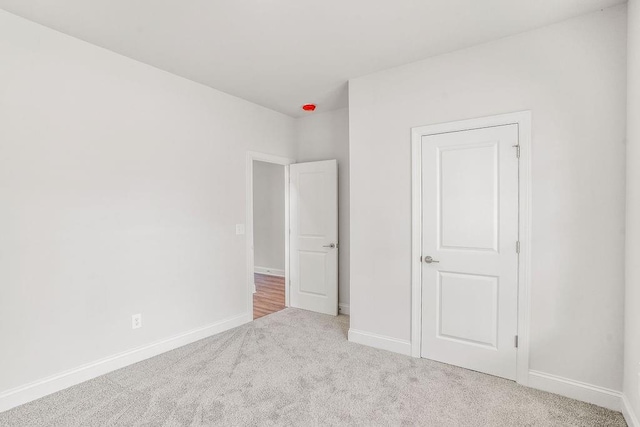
290 160 338 315
421 124 519 380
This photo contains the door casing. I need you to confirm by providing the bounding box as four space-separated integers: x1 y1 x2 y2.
246 151 295 319
410 111 532 386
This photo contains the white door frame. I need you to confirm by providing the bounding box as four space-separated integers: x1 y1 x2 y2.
410 111 532 385
246 151 295 319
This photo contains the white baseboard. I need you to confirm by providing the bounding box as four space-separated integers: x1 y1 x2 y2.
623 394 640 427
0 312 251 413
338 303 350 315
348 328 411 356
528 370 622 411
254 266 285 277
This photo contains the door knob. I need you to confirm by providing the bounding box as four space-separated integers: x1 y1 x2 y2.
423 256 439 264
323 243 337 248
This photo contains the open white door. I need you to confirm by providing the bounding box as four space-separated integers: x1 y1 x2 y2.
420 124 519 380
289 160 338 316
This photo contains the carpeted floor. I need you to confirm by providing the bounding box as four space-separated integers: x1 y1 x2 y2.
0 308 626 426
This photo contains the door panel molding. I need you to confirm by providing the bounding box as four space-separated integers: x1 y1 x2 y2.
411 111 532 386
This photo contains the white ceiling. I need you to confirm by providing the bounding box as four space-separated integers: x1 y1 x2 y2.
0 0 625 117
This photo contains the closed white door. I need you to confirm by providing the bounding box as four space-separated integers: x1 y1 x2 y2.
421 124 519 380
289 160 338 316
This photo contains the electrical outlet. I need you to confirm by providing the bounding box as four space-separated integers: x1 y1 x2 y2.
132 313 142 329
236 224 245 235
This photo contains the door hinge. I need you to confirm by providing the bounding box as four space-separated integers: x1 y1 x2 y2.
513 144 521 158
516 241 520 254
515 335 519 348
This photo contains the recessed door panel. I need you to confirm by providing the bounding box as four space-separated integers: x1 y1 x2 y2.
438 272 498 348
298 172 326 237
439 143 498 251
298 251 328 296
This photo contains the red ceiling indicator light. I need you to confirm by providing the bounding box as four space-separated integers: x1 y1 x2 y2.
302 104 316 112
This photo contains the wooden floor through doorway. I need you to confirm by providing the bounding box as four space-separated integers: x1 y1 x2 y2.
253 273 285 320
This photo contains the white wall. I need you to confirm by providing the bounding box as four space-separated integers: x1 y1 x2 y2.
253 161 285 273
625 0 640 422
0 10 295 396
348 6 627 391
295 108 350 309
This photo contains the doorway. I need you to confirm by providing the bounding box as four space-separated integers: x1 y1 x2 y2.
246 152 294 321
246 152 340 321
411 112 532 385
252 160 287 319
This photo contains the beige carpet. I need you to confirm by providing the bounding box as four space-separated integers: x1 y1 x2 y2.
0 308 626 426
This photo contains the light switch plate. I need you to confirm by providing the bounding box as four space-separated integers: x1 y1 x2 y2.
132 314 142 329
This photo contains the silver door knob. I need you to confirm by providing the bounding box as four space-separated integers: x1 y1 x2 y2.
423 256 439 264
323 243 336 248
